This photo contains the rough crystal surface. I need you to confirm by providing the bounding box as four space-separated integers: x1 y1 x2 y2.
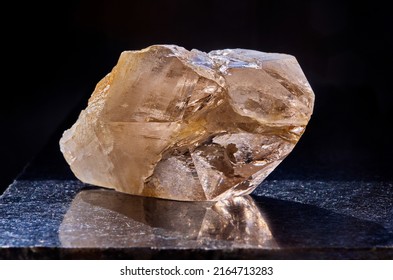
60 45 314 201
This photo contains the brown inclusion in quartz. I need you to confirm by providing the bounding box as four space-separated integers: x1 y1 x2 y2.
60 45 314 201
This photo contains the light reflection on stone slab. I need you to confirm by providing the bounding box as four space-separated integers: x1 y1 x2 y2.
59 188 278 249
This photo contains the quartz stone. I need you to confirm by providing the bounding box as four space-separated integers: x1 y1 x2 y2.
60 45 314 201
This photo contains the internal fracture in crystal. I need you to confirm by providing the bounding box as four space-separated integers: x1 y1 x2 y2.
60 45 314 201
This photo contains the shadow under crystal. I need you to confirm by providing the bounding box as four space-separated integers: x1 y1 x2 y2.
59 188 278 249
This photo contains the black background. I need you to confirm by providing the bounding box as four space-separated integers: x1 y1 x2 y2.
1 0 392 194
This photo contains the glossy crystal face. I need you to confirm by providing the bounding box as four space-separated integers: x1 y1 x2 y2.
60 45 314 201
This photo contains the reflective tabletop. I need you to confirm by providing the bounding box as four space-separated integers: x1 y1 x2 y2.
1 177 392 259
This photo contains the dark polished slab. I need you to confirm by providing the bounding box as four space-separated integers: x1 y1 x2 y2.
0 124 392 259
1 176 392 259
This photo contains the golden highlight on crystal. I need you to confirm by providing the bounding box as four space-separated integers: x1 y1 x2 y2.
60 45 314 201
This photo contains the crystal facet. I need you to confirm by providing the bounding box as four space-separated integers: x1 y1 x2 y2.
60 45 314 201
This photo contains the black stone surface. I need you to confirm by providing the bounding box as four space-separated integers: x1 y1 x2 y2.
0 131 392 259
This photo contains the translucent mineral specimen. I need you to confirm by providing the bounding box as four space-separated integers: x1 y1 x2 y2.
60 45 314 201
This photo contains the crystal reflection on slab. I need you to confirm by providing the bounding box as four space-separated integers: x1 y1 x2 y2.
59 188 278 249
